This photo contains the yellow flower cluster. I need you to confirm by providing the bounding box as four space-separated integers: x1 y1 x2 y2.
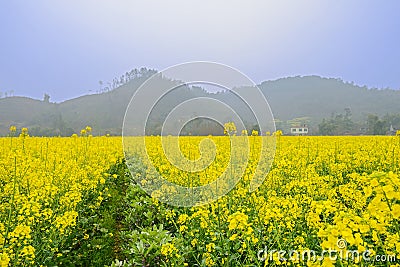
227 211 249 230
161 242 178 257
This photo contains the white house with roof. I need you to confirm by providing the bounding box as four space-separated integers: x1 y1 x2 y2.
290 125 309 135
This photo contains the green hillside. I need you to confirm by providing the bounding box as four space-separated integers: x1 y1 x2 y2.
261 76 400 122
1 75 399 136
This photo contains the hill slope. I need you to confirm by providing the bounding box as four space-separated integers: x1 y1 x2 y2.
1 75 399 136
260 76 400 122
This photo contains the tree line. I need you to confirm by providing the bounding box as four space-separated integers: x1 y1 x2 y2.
97 67 157 94
317 109 400 135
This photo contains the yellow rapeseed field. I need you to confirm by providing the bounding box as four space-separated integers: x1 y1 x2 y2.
1 133 400 266
125 135 400 266
0 134 123 266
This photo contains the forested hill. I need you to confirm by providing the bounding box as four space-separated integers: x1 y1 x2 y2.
261 76 400 122
1 74 399 136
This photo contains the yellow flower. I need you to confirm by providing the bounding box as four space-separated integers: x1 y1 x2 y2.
179 225 187 232
161 243 178 257
229 234 238 241
20 245 35 260
392 204 400 219
178 214 189 224
0 253 10 267
204 253 215 267
223 122 237 136
228 212 248 230
252 236 259 244
370 179 379 187
200 218 208 229
206 243 215 253
19 127 29 137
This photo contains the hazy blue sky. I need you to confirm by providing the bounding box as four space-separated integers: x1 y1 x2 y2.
1 0 399 102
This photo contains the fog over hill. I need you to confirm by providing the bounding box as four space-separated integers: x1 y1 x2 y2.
1 73 400 136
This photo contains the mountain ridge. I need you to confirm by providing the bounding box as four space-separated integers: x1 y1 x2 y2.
1 75 399 136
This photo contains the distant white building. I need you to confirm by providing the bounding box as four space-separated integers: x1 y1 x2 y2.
290 125 309 135
388 125 396 135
